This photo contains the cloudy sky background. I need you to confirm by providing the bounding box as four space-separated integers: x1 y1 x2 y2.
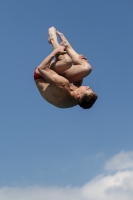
1 0 133 199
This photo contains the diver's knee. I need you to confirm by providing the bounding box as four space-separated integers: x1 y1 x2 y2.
64 54 72 67
84 63 92 75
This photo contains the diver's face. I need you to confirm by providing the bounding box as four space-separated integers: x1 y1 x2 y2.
78 86 93 98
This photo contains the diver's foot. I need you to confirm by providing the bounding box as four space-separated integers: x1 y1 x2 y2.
56 30 70 48
48 26 56 44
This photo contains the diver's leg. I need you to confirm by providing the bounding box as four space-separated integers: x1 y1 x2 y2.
56 30 92 83
48 27 72 74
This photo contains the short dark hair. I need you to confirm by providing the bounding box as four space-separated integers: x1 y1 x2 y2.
78 92 98 109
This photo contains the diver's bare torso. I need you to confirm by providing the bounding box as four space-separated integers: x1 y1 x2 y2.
35 79 78 108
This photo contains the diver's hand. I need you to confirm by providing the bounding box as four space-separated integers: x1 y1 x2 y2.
54 46 66 55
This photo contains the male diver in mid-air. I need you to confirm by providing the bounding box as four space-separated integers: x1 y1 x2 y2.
34 27 97 109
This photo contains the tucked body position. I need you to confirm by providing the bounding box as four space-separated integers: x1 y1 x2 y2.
34 27 98 109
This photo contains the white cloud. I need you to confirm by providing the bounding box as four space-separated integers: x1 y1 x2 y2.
1 151 133 200
104 151 133 171
1 170 133 200
0 185 80 200
82 170 133 200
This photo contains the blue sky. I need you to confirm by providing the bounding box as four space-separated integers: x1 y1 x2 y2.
1 0 133 199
